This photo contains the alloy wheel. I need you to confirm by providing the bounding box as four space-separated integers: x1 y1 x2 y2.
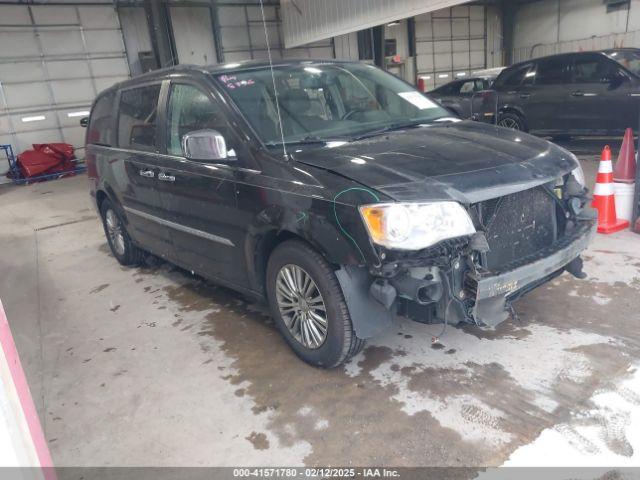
105 209 126 256
498 117 522 130
275 264 328 349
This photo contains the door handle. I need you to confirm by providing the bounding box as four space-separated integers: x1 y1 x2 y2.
571 91 584 97
139 169 155 178
158 172 175 182
519 93 531 99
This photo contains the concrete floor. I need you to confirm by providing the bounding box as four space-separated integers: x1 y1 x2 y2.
0 151 639 468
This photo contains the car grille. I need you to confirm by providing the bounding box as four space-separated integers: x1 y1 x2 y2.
475 187 558 272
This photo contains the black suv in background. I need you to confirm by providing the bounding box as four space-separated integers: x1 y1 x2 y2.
85 60 595 367
428 77 494 119
493 49 640 136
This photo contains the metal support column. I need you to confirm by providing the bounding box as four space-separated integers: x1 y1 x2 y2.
501 0 516 66
146 0 175 68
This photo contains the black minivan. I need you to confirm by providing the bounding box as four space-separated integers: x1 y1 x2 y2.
493 49 640 136
86 60 596 367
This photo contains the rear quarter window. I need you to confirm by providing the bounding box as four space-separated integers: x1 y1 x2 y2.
117 84 161 151
87 92 115 146
494 64 533 88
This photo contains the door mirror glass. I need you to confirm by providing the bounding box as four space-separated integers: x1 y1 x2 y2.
182 129 232 161
80 116 89 128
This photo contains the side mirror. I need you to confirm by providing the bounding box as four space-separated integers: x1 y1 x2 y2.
181 129 233 161
80 117 89 128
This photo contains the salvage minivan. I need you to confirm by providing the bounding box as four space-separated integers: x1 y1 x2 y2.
85 60 596 367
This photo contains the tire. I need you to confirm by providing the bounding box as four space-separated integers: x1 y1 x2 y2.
498 112 525 131
266 240 365 368
99 199 145 266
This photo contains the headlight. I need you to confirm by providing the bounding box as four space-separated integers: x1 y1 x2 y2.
570 165 586 187
359 202 476 250
569 154 586 187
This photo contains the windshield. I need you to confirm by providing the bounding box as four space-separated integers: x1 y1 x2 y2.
606 50 640 77
214 63 451 146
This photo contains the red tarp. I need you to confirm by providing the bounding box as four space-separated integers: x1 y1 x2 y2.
16 143 76 179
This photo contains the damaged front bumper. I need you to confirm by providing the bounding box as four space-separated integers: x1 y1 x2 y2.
336 214 597 339
466 217 597 326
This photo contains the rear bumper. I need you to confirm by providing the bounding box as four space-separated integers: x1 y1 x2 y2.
466 216 597 326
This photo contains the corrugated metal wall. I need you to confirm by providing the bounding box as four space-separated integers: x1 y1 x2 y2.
281 0 472 48
512 0 640 63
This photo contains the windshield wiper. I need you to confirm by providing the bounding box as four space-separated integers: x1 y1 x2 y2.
350 120 430 141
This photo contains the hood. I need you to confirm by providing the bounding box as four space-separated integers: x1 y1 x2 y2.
292 121 578 204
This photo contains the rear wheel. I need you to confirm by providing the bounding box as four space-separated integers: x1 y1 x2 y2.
266 240 364 368
498 112 525 131
100 199 145 266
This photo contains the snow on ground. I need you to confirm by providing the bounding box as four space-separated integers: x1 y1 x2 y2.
346 321 617 448
504 364 640 466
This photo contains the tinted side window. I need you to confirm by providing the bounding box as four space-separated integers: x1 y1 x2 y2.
87 92 115 146
573 56 616 83
117 84 161 151
534 57 569 85
167 84 233 157
497 64 533 88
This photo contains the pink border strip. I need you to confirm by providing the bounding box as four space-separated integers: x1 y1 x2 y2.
0 299 56 480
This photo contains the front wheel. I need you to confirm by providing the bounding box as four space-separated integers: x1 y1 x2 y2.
266 240 364 368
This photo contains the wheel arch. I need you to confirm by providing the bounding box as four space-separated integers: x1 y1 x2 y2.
95 185 128 224
255 228 394 340
96 189 109 211
248 228 342 299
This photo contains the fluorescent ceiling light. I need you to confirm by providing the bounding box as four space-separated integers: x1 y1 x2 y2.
304 67 322 74
387 21 400 27
438 74 449 79
21 115 45 122
67 111 90 118
456 72 467 77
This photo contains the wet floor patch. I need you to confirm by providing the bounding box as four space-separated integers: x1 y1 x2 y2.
79 226 640 467
147 250 640 467
159 278 487 466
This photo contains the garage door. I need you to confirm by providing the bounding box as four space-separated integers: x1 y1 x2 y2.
170 6 218 66
0 3 129 180
415 5 486 91
217 3 333 63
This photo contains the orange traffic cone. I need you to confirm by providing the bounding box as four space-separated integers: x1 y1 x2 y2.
613 128 637 183
592 145 629 234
